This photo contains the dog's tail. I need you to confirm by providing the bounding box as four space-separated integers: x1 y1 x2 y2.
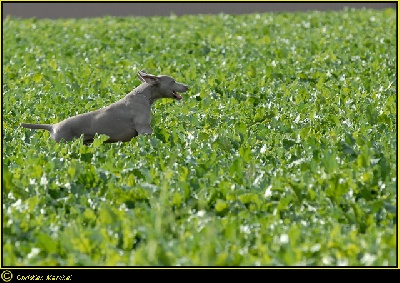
20 123 53 132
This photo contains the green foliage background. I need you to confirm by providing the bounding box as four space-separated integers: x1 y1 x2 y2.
2 8 397 266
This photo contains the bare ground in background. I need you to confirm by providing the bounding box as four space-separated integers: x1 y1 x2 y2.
2 2 397 19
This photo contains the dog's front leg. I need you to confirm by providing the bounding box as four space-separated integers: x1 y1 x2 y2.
134 111 153 136
135 124 153 135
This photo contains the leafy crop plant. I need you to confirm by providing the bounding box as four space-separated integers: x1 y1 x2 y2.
3 8 396 266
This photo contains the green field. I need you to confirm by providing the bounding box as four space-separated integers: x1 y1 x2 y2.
2 8 397 266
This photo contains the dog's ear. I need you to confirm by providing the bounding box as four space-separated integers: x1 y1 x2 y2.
137 71 146 83
138 70 159 85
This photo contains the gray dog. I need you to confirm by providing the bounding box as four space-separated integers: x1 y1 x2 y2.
21 70 188 144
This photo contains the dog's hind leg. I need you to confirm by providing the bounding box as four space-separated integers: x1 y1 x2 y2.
82 134 95 145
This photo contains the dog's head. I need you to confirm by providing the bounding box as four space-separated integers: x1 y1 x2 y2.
137 70 188 100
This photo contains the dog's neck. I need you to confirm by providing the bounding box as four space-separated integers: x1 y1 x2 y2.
132 83 161 106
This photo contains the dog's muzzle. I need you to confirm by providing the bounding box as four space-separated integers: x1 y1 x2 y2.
173 91 183 100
